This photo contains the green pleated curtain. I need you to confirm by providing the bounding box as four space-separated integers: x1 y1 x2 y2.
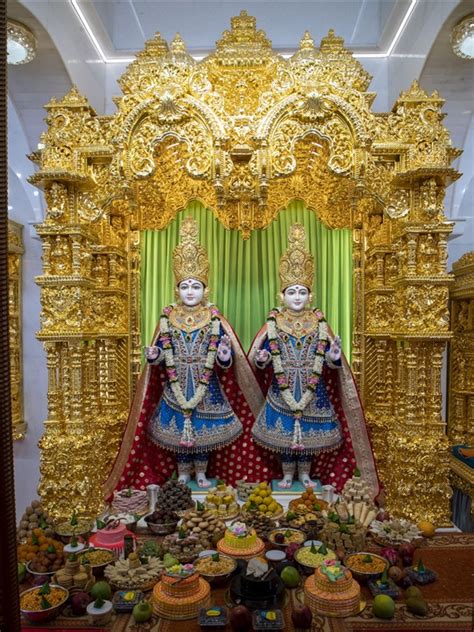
140 200 353 360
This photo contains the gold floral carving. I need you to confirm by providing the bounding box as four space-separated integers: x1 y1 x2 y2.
8 220 26 440
30 12 459 523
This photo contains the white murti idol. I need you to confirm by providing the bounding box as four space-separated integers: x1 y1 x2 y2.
249 224 379 497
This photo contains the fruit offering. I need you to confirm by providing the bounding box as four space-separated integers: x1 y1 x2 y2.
181 504 226 548
372 594 395 620
205 480 240 518
162 529 205 563
17 500 55 541
156 477 194 514
288 488 327 514
104 556 164 590
242 482 282 517
17 529 64 564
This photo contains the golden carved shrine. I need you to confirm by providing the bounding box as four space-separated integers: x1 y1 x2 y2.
28 11 460 523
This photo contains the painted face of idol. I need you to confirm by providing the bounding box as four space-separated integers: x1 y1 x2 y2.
178 278 205 307
283 284 310 312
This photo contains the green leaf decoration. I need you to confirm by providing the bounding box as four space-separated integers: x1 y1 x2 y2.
40 596 52 610
171 471 178 480
196 500 205 512
363 554 373 563
286 511 296 520
39 582 51 595
178 527 186 539
217 479 226 486
46 544 56 554
39 515 47 530
318 543 328 555
96 518 106 530
81 554 90 565
31 532 39 546
313 503 321 511
211 553 220 562
353 467 361 477
125 487 133 498
70 512 78 527
68 553 77 562
284 530 292 538
310 542 317 554
380 568 389 586
94 597 105 609
417 559 426 574
339 524 349 534
70 534 78 547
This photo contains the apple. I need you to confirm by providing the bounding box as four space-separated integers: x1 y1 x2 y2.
291 604 313 629
132 600 153 623
71 591 90 615
230 605 252 631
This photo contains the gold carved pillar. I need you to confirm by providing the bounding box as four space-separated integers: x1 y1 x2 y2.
363 82 459 524
449 252 474 445
8 220 26 440
30 89 131 519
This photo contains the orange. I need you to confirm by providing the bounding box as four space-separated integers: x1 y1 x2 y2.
417 520 436 538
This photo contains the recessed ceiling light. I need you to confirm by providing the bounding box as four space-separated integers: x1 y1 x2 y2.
7 19 37 65
451 14 474 60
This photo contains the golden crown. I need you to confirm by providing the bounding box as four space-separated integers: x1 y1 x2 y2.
172 217 209 286
279 223 314 291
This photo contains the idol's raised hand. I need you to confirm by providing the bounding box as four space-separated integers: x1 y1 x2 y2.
217 334 232 364
328 335 342 363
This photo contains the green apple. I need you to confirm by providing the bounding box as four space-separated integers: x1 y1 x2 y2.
133 600 153 623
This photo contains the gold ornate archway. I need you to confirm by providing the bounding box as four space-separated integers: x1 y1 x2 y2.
30 12 459 523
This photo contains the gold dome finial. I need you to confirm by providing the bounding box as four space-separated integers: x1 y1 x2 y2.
299 31 315 50
279 223 314 291
172 217 209 286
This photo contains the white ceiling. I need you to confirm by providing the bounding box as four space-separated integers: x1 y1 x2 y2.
89 0 403 54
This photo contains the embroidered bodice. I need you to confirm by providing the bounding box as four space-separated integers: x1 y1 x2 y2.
160 322 232 414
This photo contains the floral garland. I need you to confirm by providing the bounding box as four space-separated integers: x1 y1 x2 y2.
267 307 328 450
160 304 221 447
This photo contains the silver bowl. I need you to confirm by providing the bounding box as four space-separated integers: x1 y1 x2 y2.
20 584 69 622
344 551 389 582
144 514 178 535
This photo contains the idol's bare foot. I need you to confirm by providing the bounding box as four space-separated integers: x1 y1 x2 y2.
178 472 191 485
196 472 212 488
277 475 293 489
299 473 317 488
